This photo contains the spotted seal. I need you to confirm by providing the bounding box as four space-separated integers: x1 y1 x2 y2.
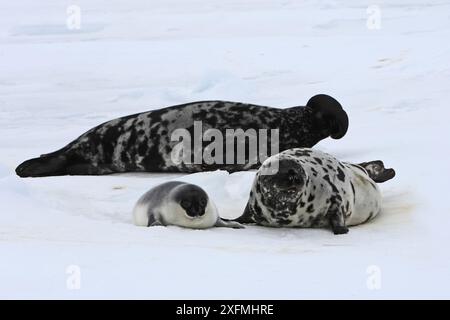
133 181 243 229
235 148 395 234
16 95 348 177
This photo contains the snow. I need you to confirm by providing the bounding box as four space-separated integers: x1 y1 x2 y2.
1 0 450 298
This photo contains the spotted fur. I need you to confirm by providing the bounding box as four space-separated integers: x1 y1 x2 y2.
16 95 348 177
237 148 390 234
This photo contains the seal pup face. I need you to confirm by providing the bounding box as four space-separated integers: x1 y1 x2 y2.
171 184 209 219
307 94 349 139
258 157 308 214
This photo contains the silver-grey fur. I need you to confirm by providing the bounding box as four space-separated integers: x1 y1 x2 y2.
133 181 244 229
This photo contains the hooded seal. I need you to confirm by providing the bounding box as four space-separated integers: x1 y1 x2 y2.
235 148 395 234
133 181 243 229
16 95 348 177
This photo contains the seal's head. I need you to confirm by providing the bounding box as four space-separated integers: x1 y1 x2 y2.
171 184 209 219
307 94 349 139
257 156 308 213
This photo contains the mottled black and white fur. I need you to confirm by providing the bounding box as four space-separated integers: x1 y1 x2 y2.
133 181 243 229
236 148 395 234
16 95 348 177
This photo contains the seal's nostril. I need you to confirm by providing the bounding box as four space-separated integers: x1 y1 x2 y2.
287 169 298 185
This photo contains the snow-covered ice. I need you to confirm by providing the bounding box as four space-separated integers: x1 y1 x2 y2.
1 0 449 298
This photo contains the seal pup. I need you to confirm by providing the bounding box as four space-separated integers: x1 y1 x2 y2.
235 148 395 234
16 95 348 177
133 181 244 229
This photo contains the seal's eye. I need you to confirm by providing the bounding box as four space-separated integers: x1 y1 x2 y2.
200 198 207 207
180 199 191 209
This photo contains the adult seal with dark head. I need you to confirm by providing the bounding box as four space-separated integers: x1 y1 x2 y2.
16 95 348 177
235 148 395 234
133 181 243 229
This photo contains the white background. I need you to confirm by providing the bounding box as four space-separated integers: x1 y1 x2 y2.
0 0 449 298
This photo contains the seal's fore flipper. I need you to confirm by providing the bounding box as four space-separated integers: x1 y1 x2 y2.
66 164 116 176
327 200 349 235
147 212 164 227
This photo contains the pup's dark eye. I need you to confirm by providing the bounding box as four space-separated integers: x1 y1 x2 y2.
181 199 191 208
200 198 207 207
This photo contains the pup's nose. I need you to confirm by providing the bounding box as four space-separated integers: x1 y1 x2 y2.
188 208 204 217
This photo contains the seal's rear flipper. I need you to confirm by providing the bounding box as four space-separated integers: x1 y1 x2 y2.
15 155 67 178
215 218 245 229
358 160 396 183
